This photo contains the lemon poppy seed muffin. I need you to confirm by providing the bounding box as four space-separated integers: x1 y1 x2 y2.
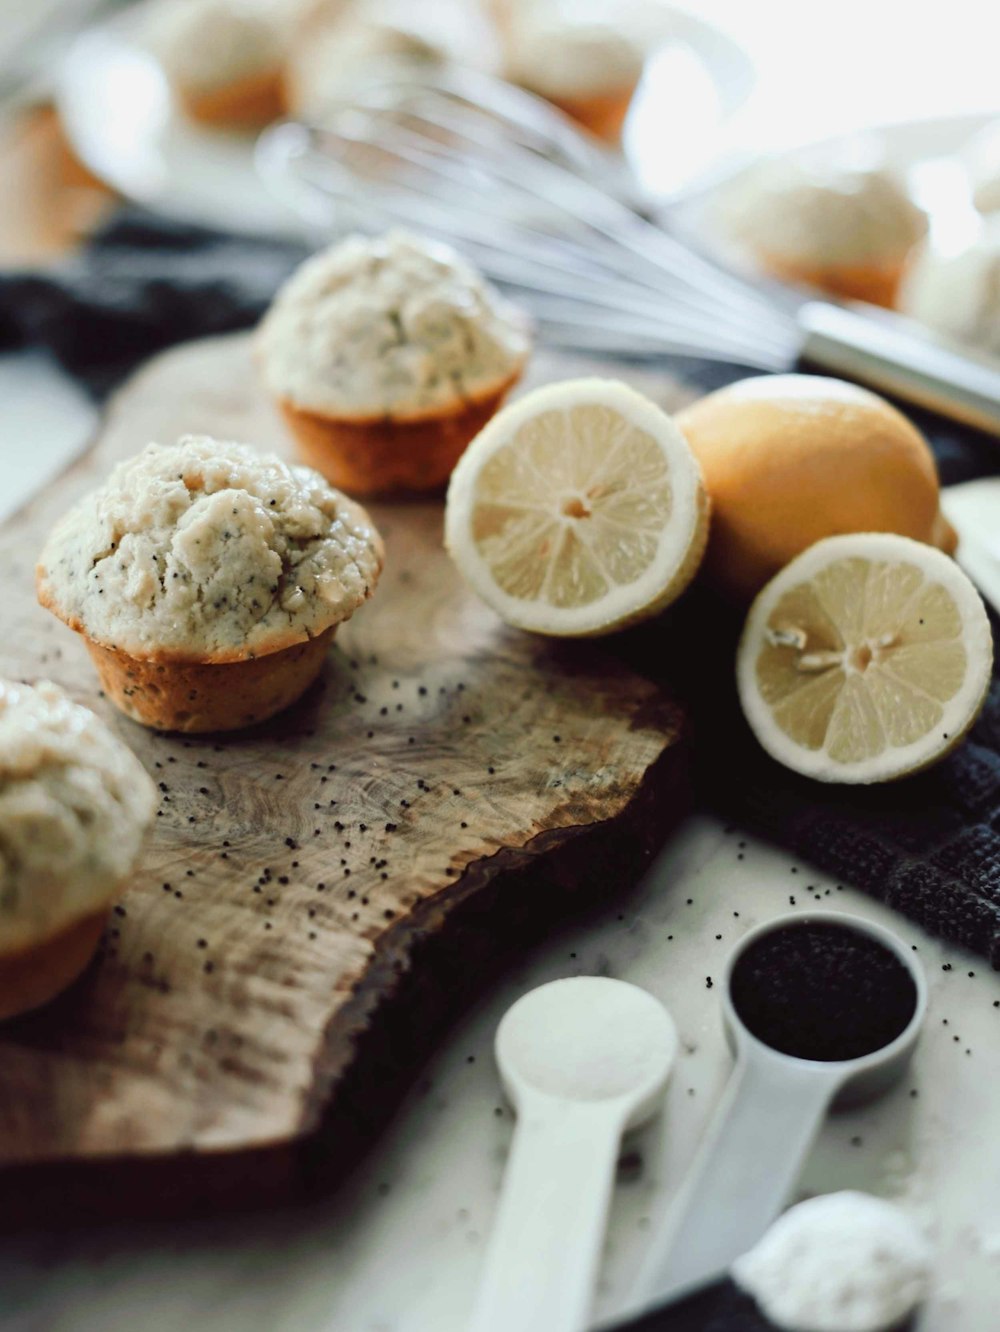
37 436 384 732
962 119 1000 215
285 9 446 122
900 220 1000 359
0 679 155 1019
258 231 532 494
147 0 289 128
285 0 501 120
721 159 928 308
502 15 645 142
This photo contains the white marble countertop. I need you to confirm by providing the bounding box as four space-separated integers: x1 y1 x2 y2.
2 355 999 1331
1 817 999 1332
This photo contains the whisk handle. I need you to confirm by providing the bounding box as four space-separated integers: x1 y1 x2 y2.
797 300 1000 437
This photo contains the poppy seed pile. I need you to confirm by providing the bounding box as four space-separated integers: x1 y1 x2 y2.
730 921 917 1062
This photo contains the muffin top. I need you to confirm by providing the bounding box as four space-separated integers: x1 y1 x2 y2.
147 0 286 92
900 220 1000 357
37 437 384 662
258 231 531 419
963 119 1000 214
286 0 501 117
504 17 645 98
286 9 445 120
722 159 928 267
0 679 156 955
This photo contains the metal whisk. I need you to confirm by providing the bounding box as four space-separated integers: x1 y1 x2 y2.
257 64 1000 434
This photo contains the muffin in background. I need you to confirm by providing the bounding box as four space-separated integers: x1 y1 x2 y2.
284 4 446 121
285 0 503 119
502 13 645 142
37 437 384 733
962 119 1000 214
900 220 1000 360
146 0 290 128
0 679 155 1020
719 157 928 308
258 231 531 495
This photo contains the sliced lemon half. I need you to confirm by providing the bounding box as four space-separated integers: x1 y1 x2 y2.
737 532 993 784
444 379 709 637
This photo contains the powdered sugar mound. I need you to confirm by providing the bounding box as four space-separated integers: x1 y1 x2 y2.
732 1191 931 1332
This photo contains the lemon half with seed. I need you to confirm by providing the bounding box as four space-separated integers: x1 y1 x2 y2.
445 379 709 636
738 533 993 784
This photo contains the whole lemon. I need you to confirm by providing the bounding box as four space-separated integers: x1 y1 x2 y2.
676 374 956 603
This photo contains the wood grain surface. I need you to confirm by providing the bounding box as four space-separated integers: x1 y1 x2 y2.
0 335 692 1221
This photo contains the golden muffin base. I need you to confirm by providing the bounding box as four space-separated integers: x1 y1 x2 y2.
0 912 106 1022
277 375 521 496
84 627 335 733
757 252 907 310
544 85 637 142
177 66 287 129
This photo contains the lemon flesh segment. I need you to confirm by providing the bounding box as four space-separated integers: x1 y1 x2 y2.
446 380 707 637
739 533 993 783
474 423 671 608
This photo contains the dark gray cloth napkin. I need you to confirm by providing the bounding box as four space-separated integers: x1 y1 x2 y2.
0 208 973 1328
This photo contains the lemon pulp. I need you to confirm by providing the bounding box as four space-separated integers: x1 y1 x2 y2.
446 379 707 637
738 533 992 783
758 557 968 765
470 405 674 609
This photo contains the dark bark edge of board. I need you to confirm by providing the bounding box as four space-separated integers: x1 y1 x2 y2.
0 698 691 1230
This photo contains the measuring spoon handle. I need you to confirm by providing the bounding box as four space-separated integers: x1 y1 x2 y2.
631 1051 838 1312
469 1093 627 1332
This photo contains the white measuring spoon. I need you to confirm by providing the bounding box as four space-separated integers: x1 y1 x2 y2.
628 910 927 1316
470 977 678 1332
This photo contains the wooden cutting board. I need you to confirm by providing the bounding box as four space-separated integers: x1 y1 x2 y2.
0 335 692 1222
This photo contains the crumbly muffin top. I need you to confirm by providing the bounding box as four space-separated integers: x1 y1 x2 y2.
258 231 531 419
900 220 1000 356
722 159 928 266
147 0 286 92
504 17 645 98
0 680 156 955
286 9 445 120
37 437 384 662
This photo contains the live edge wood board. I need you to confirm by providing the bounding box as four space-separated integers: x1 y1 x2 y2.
0 335 692 1222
